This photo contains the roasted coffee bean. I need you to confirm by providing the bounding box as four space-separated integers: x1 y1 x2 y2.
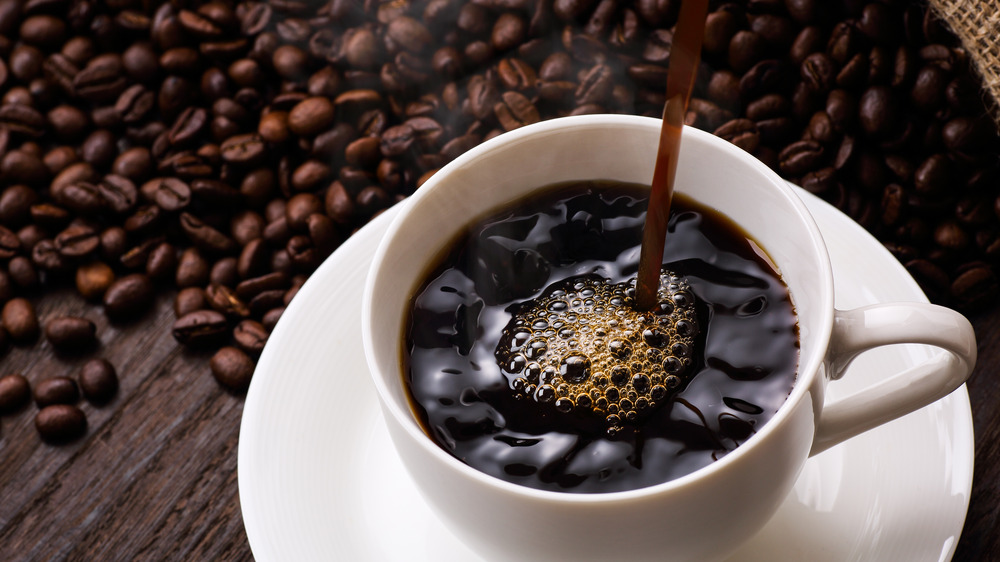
9 256 40 288
35 403 87 443
175 287 206 318
235 272 289 301
778 140 824 176
914 154 951 194
143 177 191 212
287 97 336 138
173 309 229 347
36 378 77 413
0 373 30 414
859 86 899 137
495 91 540 131
714 119 761 153
146 242 177 280
96 175 138 215
210 346 255 392
44 316 97 352
180 213 237 254
233 319 268 355
55 224 99 258
952 266 998 309
205 283 249 319
79 358 118 404
76 262 114 300
209 257 238 288
0 225 18 258
220 133 266 164
2 298 39 343
801 52 836 93
103 273 154 320
262 307 284 332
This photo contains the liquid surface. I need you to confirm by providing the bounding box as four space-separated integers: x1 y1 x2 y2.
404 182 798 493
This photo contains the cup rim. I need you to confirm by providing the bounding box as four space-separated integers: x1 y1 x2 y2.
362 114 835 503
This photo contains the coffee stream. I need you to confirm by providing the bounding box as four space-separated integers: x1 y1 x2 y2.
635 0 711 311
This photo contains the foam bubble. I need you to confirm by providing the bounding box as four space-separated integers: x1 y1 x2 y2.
495 271 699 434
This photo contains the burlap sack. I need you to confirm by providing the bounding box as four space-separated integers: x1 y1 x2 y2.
928 0 1000 129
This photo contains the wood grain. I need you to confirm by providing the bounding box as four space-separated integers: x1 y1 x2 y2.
1 289 998 561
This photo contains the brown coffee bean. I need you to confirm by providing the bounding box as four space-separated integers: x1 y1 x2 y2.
233 319 269 355
859 86 899 137
172 309 229 347
495 91 540 131
914 154 951 195
175 287 206 318
9 256 40 288
0 185 38 227
103 274 154 320
258 110 290 143
220 133 266 164
714 119 761 153
72 262 113 301
34 376 80 408
778 140 825 176
801 52 836 93
44 316 97 352
235 272 289 301
180 212 238 255
0 373 30 414
387 16 433 54
54 224 99 258
261 307 283 332
288 97 336 138
210 346 255 392
35 404 87 443
952 266 998 309
146 242 177 280
729 31 766 75
2 298 39 343
79 358 118 404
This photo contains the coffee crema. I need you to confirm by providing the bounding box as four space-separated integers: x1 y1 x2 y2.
403 181 799 493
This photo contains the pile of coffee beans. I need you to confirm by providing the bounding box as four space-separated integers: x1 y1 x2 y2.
0 0 995 443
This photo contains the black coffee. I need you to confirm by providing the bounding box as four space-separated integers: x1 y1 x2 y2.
403 181 798 493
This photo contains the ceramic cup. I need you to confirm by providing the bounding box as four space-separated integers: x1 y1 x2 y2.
361 115 976 561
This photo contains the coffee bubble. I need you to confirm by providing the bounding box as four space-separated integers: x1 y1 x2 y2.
495 270 699 433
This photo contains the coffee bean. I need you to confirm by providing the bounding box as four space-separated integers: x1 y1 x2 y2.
35 403 87 443
2 298 39 343
44 316 97 352
778 140 824 176
288 97 336 138
55 224 99 258
0 373 29 414
103 274 154 320
220 133 266 164
173 309 229 347
9 256 40 288
714 119 761 153
262 307 284 332
952 266 998 309
180 212 238 254
210 346 255 392
76 262 115 300
77 358 118 405
34 376 80 408
233 319 269 355
495 91 540 131
174 287 206 318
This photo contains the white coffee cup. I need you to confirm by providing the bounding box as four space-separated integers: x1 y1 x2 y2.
361 115 976 561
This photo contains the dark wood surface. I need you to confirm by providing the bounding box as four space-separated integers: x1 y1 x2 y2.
0 280 998 560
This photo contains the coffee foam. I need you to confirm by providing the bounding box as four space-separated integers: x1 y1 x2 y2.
496 271 699 435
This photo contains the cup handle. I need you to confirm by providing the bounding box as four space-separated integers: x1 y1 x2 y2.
810 303 977 456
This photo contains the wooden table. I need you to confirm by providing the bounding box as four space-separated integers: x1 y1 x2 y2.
1 280 998 560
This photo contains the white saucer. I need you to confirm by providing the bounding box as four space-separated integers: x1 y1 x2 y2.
238 187 973 561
